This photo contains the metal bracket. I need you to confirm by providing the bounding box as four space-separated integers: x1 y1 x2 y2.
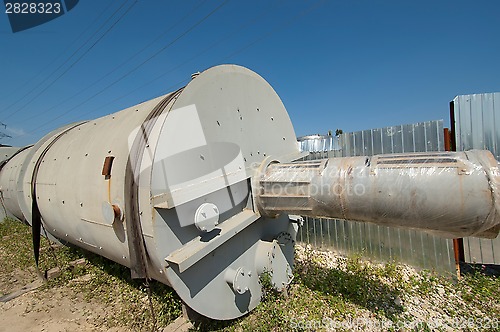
166 209 259 273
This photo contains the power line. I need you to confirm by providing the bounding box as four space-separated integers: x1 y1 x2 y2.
77 1 284 119
13 0 319 138
30 0 279 128
14 78 191 138
21 0 230 135
9 0 208 126
221 0 326 62
1 0 137 121
10 0 319 140
0 0 116 106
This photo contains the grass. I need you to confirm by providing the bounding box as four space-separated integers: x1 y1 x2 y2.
0 218 181 331
1 218 500 331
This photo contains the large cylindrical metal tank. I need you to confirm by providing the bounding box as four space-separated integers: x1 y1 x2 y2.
1 64 499 320
0 65 302 320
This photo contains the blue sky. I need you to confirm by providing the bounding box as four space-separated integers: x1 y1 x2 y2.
0 0 499 146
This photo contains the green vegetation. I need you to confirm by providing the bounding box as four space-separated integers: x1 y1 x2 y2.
1 218 499 331
0 218 181 330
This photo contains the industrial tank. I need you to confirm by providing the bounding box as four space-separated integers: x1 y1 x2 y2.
0 65 499 320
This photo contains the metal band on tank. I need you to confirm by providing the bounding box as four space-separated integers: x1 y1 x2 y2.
0 145 32 171
125 88 183 279
30 122 88 270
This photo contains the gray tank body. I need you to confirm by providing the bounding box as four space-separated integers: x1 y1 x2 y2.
0 65 499 320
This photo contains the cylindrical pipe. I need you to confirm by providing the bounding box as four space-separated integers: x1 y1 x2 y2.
258 150 500 239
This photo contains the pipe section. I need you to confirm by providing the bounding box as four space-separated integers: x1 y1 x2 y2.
258 150 500 239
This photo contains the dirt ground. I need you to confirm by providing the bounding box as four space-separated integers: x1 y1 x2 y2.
0 272 132 332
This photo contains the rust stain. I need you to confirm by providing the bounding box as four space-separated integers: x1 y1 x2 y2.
107 178 112 203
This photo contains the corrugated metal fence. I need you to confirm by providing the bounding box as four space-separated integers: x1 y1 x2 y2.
297 120 456 274
453 92 500 265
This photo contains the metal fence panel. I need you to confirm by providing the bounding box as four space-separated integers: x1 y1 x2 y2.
453 92 500 265
298 120 455 274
